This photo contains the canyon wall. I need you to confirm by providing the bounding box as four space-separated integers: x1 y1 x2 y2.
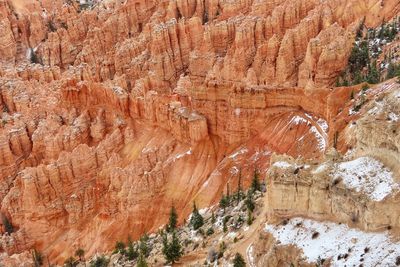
0 0 399 264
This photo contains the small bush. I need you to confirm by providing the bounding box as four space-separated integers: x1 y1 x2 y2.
90 255 109 267
395 256 400 266
311 231 320 239
206 227 214 236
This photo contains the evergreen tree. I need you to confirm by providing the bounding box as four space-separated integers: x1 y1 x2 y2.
64 256 77 267
189 202 204 230
348 41 369 73
236 169 243 205
136 253 148 267
356 20 364 39
245 190 255 212
222 216 230 233
247 210 254 225
32 249 43 267
139 234 150 257
90 255 109 267
398 67 400 82
211 211 216 224
233 253 246 267
74 248 85 262
30 49 41 65
219 194 229 212
126 238 139 261
250 168 261 192
387 62 399 79
167 205 178 232
2 215 13 234
162 231 183 264
113 241 126 255
352 70 364 85
367 61 380 84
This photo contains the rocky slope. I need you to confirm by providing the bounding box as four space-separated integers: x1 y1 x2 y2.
0 0 399 265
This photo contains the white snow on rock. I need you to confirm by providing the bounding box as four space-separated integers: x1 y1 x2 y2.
229 147 248 159
317 118 329 132
332 157 398 201
272 161 293 169
175 149 192 159
312 163 328 174
310 125 326 151
290 115 309 125
388 112 399 122
265 218 400 266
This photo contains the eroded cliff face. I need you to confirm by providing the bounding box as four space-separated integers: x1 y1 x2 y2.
252 81 400 267
0 0 399 264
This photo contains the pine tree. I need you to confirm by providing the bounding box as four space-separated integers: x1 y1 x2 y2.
367 61 380 84
126 237 139 260
2 215 13 234
190 202 204 230
136 253 148 267
139 234 149 257
219 194 229 212
222 216 230 233
245 190 255 212
162 231 183 264
113 241 126 255
251 168 261 192
211 211 216 224
90 255 109 267
247 210 254 226
233 253 246 267
387 62 400 80
236 169 243 205
167 205 178 232
32 249 43 267
64 256 77 267
74 248 85 262
30 49 41 65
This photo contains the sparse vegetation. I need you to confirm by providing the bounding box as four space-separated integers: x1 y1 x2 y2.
32 249 43 267
190 202 204 230
75 248 85 262
312 231 320 239
64 256 78 267
89 255 109 267
136 253 148 267
206 227 214 236
113 241 126 255
233 252 246 267
250 168 261 193
336 18 400 86
126 237 139 260
162 231 183 264
30 49 42 65
167 205 178 232
2 214 13 234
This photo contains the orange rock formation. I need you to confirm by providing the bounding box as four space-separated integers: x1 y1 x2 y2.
0 0 399 264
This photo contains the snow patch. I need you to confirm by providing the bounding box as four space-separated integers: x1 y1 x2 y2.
175 149 192 159
317 118 328 132
265 218 400 266
228 147 248 159
332 157 397 201
388 112 399 122
272 161 293 169
310 126 326 151
290 115 309 125
312 163 328 174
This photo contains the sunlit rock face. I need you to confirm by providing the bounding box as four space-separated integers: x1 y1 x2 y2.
0 0 399 264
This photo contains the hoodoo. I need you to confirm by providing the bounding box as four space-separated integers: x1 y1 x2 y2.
0 0 400 266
